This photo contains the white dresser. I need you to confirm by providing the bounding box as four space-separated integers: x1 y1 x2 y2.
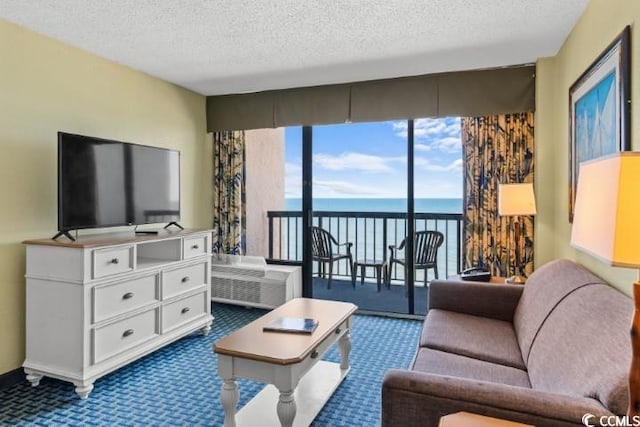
22 229 213 399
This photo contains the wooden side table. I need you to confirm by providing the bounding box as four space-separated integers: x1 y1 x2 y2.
439 412 533 427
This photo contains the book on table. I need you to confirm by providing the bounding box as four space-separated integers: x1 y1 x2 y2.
263 317 319 334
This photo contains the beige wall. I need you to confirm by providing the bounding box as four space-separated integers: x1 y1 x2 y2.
244 128 285 257
535 0 640 295
0 19 209 375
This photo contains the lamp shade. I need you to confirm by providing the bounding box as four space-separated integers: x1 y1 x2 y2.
498 183 537 216
571 152 640 268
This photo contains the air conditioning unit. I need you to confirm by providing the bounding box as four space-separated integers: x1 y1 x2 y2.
211 255 302 309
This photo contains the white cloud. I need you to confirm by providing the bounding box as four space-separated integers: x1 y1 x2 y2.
415 157 463 172
392 117 462 153
314 180 383 196
414 119 447 138
314 152 395 173
285 160 398 197
431 137 461 153
285 182 301 198
394 117 459 137
392 121 407 135
419 117 460 137
285 162 302 197
285 162 302 175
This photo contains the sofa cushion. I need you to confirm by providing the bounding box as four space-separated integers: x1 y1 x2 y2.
412 348 531 388
420 309 525 370
526 283 632 415
513 259 608 364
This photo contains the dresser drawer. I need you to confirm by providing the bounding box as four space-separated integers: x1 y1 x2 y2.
93 246 134 279
93 274 159 323
162 262 207 299
93 308 159 364
183 235 206 259
162 291 208 333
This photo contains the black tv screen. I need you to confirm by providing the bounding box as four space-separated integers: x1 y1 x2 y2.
58 132 180 232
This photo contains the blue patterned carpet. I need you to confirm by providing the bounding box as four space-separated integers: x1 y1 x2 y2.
0 303 422 426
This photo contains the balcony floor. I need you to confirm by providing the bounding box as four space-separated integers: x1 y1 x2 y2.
312 277 428 315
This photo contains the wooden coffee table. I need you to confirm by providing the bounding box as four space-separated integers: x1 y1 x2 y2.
214 298 358 427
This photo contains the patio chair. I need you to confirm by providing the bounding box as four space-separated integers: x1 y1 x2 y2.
387 230 444 292
311 226 354 289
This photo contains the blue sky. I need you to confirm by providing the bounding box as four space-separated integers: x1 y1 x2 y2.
285 117 462 199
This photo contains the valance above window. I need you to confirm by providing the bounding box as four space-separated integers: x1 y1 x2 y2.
206 65 535 131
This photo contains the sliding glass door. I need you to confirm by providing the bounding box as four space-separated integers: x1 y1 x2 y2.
278 119 462 316
308 121 409 313
410 117 464 315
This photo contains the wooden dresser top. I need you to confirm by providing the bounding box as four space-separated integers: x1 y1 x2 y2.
23 228 213 248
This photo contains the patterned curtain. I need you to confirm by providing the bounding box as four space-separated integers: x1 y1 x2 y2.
213 131 246 255
462 113 534 278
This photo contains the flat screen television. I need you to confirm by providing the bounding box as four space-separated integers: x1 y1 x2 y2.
57 132 180 238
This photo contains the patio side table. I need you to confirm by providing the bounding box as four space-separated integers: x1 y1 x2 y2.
352 259 388 292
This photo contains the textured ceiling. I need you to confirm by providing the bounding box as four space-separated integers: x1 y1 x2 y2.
0 0 588 95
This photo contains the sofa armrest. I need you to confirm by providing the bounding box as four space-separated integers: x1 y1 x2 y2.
428 280 523 321
382 369 611 427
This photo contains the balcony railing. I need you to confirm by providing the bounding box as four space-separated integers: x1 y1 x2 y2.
267 210 463 283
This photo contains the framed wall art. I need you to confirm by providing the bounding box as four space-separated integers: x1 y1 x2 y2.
569 25 630 222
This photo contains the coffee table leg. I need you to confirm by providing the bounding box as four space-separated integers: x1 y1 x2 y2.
276 389 297 427
338 332 352 370
221 379 239 427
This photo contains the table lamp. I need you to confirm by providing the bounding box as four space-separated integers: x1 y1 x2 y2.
570 152 640 417
498 183 537 284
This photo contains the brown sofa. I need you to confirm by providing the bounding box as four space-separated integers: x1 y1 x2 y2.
382 259 633 426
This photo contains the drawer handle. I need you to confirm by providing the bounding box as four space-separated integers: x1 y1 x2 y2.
122 292 134 300
310 350 319 359
191 244 199 250
181 276 190 283
122 329 134 338
110 258 120 265
181 307 190 314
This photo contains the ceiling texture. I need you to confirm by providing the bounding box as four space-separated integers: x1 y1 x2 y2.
0 0 588 96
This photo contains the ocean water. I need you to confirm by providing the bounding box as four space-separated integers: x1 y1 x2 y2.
276 198 463 280
284 198 462 213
